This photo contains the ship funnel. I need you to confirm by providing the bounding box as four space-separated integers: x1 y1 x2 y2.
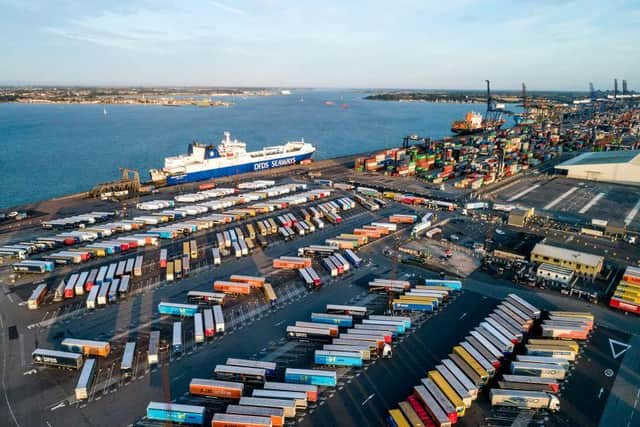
224 131 231 143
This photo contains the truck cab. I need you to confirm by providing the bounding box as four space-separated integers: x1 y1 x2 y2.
549 394 561 411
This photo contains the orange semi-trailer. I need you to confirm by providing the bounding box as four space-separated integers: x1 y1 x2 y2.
389 214 418 224
189 378 244 399
353 228 382 238
273 257 311 269
229 275 266 288
214 281 252 295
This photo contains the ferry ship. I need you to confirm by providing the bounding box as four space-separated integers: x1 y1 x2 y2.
150 132 316 185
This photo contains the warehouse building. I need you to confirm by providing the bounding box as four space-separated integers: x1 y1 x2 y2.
555 150 640 185
536 263 575 285
530 243 604 280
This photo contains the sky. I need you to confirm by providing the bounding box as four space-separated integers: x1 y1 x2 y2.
0 0 638 90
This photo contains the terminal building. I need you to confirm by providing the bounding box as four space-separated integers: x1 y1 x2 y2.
530 243 604 280
555 150 640 186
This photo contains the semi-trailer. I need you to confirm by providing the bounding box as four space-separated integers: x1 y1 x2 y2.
311 312 353 328
323 344 371 361
427 370 466 417
451 347 489 385
459 341 496 376
225 405 284 427
61 338 111 357
441 358 479 399
510 362 567 380
27 283 48 310
226 358 276 378
369 314 411 328
284 368 337 387
527 338 580 353
353 323 399 338
75 358 96 400
465 335 501 369
158 302 199 317
252 389 308 409
525 344 577 361
264 382 318 402
435 364 473 407
189 378 244 399
490 389 560 411
146 402 205 425
214 280 252 295
314 350 363 367
413 383 454 427
501 374 560 393
32 348 84 369
516 355 570 370
238 397 296 418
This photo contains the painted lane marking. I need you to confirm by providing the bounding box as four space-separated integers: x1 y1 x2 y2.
624 198 640 226
361 393 375 406
578 192 605 214
508 184 541 202
544 186 579 210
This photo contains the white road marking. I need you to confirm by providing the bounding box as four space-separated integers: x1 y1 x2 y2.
50 401 66 411
274 320 285 327
361 393 375 406
459 313 467 320
609 338 631 359
544 186 579 210
624 198 640 226
598 387 604 399
578 192 605 214
508 184 541 202
6 293 14 304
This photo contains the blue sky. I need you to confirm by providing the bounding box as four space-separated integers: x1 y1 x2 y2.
1 0 638 90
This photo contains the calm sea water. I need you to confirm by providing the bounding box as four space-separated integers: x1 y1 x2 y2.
0 89 518 209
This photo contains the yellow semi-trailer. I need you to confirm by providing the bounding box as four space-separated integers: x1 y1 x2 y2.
428 370 466 416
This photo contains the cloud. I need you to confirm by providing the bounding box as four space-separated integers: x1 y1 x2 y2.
209 0 246 15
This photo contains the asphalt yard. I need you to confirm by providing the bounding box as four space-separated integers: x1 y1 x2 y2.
494 176 640 231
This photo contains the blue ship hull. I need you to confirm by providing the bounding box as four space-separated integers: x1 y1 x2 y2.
166 152 313 185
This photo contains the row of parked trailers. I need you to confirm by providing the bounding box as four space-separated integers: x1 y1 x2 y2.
387 293 542 427
365 278 462 313
324 220 397 250
146 365 336 426
26 256 143 310
15 184 322 271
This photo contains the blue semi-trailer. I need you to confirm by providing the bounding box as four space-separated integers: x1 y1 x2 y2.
424 279 463 291
158 302 199 317
146 402 205 425
314 350 363 367
310 312 353 328
392 301 434 312
285 368 337 387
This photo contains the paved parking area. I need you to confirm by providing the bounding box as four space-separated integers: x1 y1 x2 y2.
494 176 640 231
